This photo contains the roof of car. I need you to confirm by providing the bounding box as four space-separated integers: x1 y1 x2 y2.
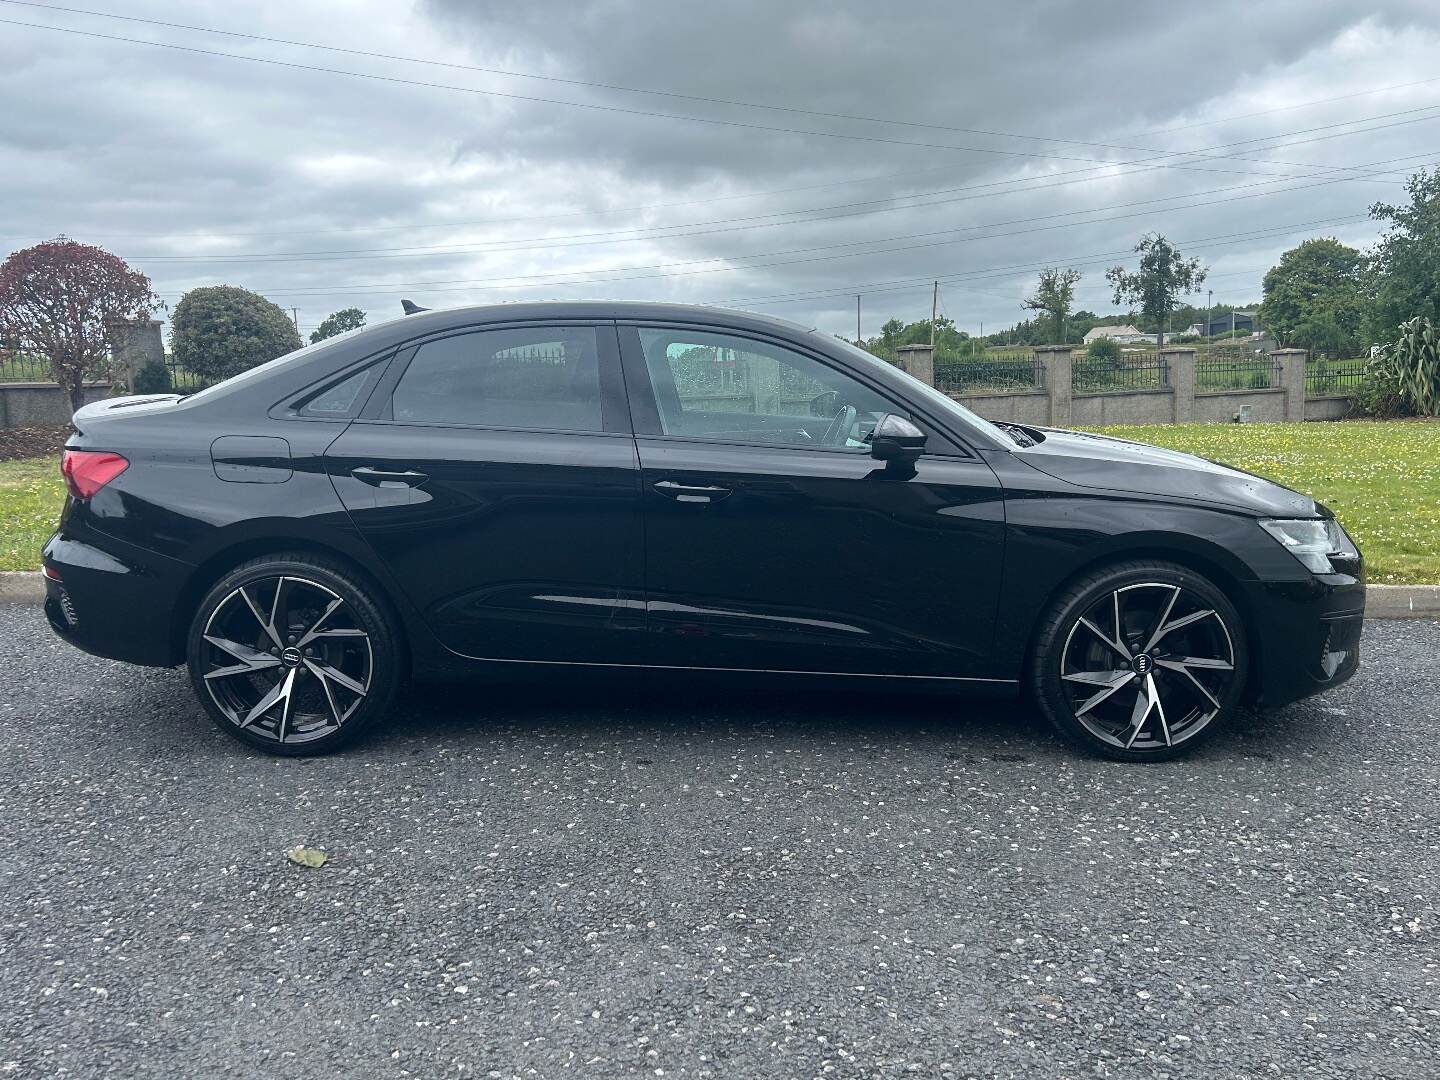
378 300 818 337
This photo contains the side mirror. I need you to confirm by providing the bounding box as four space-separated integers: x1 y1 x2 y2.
869 413 926 463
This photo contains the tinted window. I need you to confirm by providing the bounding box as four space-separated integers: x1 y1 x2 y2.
301 365 379 416
639 328 892 449
391 326 603 431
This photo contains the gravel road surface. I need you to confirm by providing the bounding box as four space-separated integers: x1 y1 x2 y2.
1 606 1436 1078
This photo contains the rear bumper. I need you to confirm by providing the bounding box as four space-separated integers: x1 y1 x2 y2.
42 532 188 668
1243 574 1364 709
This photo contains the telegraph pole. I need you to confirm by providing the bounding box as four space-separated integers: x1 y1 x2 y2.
930 281 939 347
290 308 300 335
856 295 861 344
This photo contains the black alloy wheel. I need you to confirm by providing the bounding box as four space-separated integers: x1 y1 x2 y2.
187 554 401 755
1031 561 1247 761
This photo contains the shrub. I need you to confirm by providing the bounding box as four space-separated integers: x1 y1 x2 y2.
133 359 172 394
1086 337 1121 365
1362 316 1440 417
170 286 302 384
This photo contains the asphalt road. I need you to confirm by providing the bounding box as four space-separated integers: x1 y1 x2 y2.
1 606 1437 1080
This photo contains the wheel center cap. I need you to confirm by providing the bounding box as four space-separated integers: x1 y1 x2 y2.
1131 652 1155 675
280 646 303 668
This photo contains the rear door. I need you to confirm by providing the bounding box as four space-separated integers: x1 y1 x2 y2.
324 320 645 664
620 322 1007 679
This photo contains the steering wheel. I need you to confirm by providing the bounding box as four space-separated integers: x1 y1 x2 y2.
821 404 857 447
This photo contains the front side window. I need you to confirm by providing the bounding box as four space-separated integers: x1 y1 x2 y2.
390 325 603 431
639 328 893 449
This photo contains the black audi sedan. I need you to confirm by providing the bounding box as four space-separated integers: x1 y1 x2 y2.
43 301 1363 760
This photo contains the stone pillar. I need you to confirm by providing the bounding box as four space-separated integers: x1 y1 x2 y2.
894 343 935 387
108 318 165 393
1037 345 1072 427
1162 347 1196 423
1272 348 1308 421
746 350 782 415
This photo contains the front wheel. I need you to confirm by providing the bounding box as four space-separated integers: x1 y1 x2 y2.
186 554 403 756
1029 561 1247 762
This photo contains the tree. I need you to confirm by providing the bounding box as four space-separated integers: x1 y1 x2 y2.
0 237 158 410
1368 168 1440 340
1106 234 1207 349
1022 267 1081 344
310 307 367 344
1259 238 1366 356
170 286 302 384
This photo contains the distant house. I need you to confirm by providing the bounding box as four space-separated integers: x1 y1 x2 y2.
1083 324 1154 345
1205 311 1256 336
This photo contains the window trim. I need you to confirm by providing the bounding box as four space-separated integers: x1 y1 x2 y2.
362 320 631 436
269 350 398 422
617 320 975 459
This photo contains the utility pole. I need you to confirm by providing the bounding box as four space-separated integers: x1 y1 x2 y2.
290 308 300 335
856 295 861 344
930 281 939 347
1207 289 1212 340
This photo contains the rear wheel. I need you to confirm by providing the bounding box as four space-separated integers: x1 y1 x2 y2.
186 554 402 755
1030 561 1246 761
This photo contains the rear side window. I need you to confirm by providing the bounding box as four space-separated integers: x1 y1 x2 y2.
299 364 381 417
390 326 603 431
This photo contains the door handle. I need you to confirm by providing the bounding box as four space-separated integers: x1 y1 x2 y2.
351 466 429 487
652 480 732 503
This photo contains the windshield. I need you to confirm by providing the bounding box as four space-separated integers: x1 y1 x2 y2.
821 334 1012 448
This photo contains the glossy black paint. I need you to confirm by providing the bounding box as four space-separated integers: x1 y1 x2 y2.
43 301 1363 711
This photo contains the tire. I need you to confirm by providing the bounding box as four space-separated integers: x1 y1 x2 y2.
1028 560 1247 762
186 553 403 756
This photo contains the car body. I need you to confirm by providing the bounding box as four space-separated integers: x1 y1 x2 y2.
43 301 1364 759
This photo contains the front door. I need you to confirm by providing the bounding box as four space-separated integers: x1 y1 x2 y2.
325 321 645 664
621 323 1006 679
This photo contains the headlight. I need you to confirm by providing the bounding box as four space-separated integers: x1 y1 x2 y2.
1258 518 1356 574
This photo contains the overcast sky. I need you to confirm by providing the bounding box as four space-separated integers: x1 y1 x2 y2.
2 0 1438 340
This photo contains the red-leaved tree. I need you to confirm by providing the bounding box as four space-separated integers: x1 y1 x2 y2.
0 237 159 410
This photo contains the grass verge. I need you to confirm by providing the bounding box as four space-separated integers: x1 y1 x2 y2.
1089 420 1439 585
0 457 62 571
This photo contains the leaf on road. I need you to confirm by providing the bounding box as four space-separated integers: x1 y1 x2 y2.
285 846 328 868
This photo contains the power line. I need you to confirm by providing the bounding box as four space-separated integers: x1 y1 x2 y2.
139 154 1424 294
9 0 1440 161
122 146 1429 267
5 13 1439 183
155 211 1372 302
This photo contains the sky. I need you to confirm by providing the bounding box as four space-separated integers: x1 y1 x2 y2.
1 0 1438 342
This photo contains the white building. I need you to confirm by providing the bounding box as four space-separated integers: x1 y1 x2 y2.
1083 324 1155 345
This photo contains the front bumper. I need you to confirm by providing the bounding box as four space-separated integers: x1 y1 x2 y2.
1242 573 1364 708
42 532 188 668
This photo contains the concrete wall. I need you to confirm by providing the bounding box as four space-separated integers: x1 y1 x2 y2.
943 346 1354 428
948 391 1050 425
0 382 110 428
1193 389 1286 424
1069 390 1175 427
1306 396 1355 421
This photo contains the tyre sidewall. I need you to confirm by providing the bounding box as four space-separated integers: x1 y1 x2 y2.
186 555 401 756
1032 562 1247 762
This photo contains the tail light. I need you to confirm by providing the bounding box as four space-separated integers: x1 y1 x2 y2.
61 449 129 499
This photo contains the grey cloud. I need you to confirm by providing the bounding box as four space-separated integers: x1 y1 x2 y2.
0 0 1436 337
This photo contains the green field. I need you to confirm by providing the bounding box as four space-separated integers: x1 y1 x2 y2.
0 457 62 571
2 419 1436 581
1087 421 1440 585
